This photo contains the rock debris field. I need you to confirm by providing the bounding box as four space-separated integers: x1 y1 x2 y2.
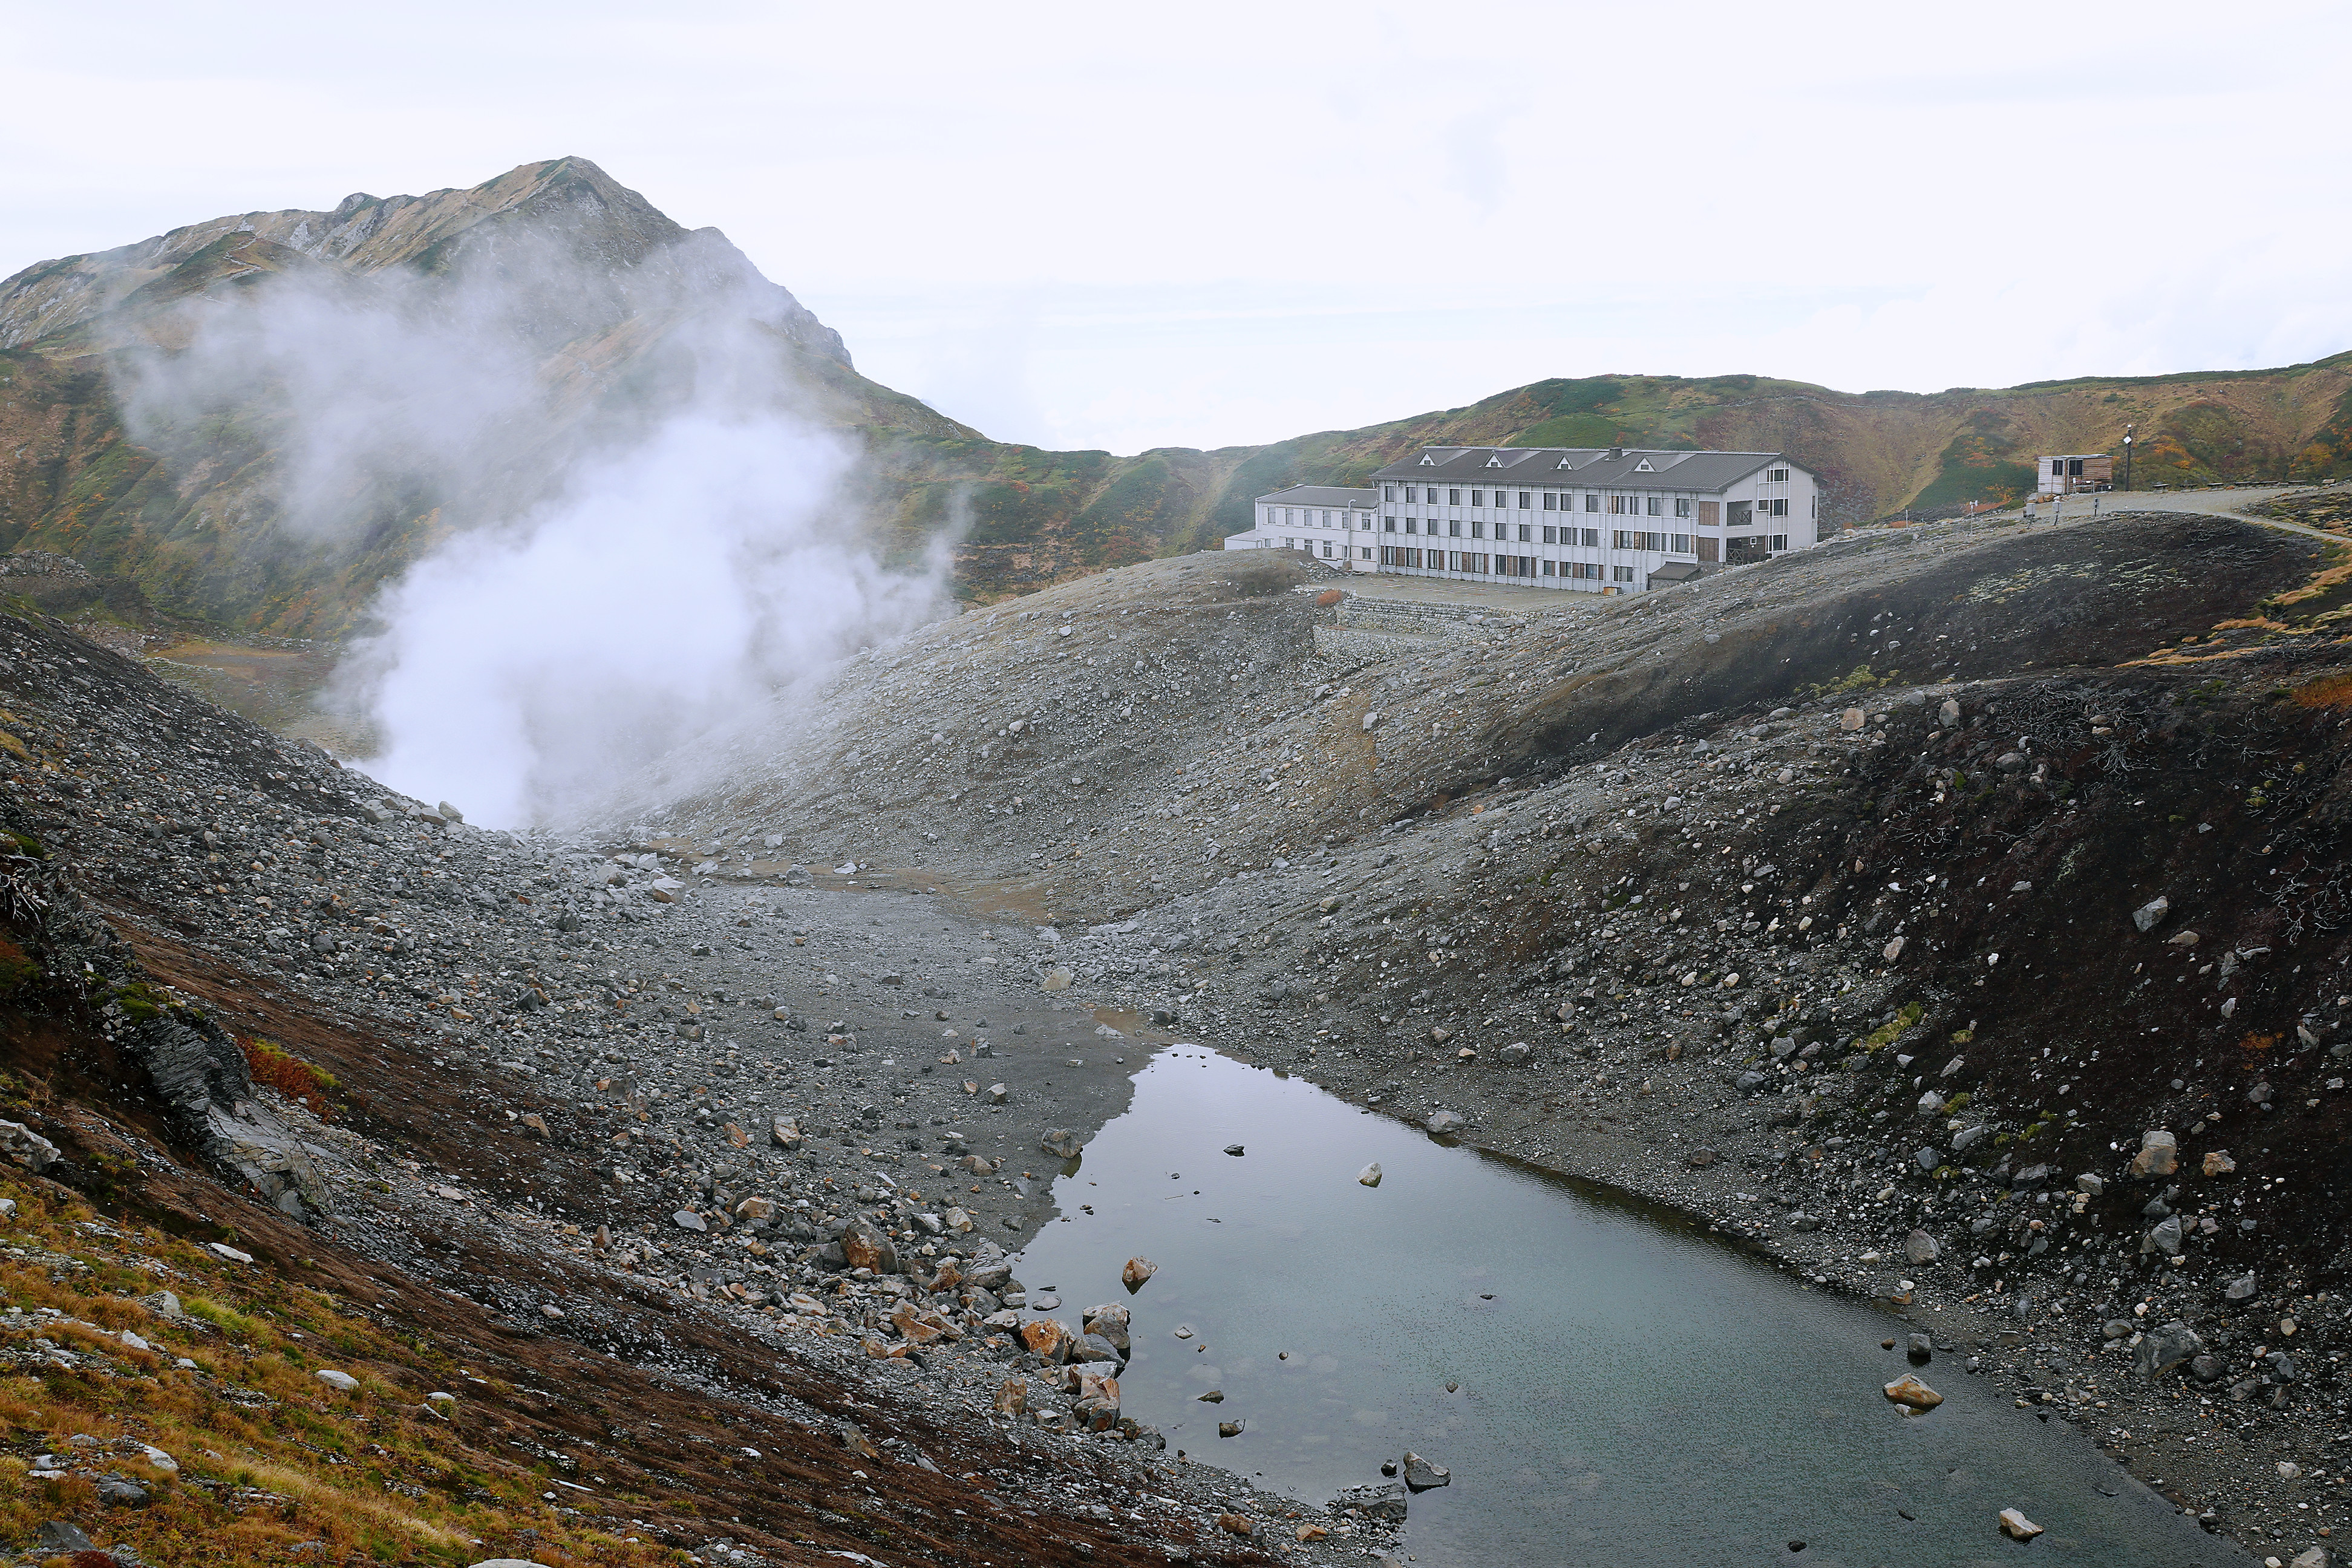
6 506 2352 1564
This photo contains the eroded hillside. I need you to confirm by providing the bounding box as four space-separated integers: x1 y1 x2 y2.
642 509 2352 1556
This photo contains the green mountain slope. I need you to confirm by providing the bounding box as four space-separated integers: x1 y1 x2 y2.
4 158 2350 638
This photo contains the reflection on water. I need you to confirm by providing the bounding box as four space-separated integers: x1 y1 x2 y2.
1013 1047 2237 1567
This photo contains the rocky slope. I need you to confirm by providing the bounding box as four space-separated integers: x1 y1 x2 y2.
0 601 1383 1567
13 494 2352 1561
8 162 2352 641
636 507 2352 1562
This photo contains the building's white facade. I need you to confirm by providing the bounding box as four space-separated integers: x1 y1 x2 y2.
2034 453 2113 496
1224 446 1821 593
1223 485 1380 570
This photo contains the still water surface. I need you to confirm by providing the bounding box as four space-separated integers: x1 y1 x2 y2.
1013 1047 2240 1567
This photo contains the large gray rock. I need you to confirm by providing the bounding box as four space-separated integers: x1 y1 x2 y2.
0 1120 59 1171
1040 1129 1085 1159
1425 1109 1466 1135
1401 1451 1451 1492
2141 1215 2183 1256
2128 1128 2178 1178
1334 1482 1408 1521
2132 895 2171 933
2134 1319 2203 1378
1904 1229 1939 1266
1082 1303 1131 1353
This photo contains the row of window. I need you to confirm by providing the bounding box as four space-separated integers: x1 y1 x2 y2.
1267 507 1371 529
1379 547 1639 581
1378 518 1700 553
1377 486 1797 520
1267 497 1794 535
1279 538 1374 560
1383 470 1791 506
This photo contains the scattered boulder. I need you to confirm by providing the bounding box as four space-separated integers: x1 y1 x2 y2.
1883 1375 1942 1412
95 1477 149 1508
1998 1508 2044 1542
1357 1161 1383 1187
1122 1256 1157 1292
1334 1482 1408 1521
2128 1128 2178 1179
1082 1302 1131 1353
1019 1318 1075 1362
2134 1319 2203 1378
0 1120 60 1171
315 1369 359 1393
1039 1129 1085 1160
1425 1109 1466 1135
1400 1451 1450 1492
2131 895 2171 933
839 1220 899 1275
1903 1229 1939 1266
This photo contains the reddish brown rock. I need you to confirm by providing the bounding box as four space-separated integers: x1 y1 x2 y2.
1883 1374 1943 1412
1020 1317 1075 1362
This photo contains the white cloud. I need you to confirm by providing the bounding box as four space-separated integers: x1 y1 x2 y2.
4 0 2345 452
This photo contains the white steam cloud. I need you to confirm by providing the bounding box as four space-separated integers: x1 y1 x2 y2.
345 411 942 827
116 232 949 828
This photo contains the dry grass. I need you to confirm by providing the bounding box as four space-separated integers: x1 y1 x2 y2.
2288 672 2352 710
2268 557 2352 609
237 1037 338 1119
0 1181 669 1566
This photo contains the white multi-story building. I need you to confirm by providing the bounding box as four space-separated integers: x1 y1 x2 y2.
1223 485 1380 570
1224 446 1821 593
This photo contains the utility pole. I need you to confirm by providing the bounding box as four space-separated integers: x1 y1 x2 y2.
2122 422 2135 492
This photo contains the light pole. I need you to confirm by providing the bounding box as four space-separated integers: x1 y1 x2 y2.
2122 423 2134 493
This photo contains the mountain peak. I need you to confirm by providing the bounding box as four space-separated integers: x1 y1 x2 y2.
0 157 848 367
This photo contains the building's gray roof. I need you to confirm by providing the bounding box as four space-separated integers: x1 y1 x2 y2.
1255 485 1377 506
1368 446 1799 492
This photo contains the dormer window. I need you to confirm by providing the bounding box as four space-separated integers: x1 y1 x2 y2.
1417 454 1436 466
1634 459 1655 472
1485 454 1504 468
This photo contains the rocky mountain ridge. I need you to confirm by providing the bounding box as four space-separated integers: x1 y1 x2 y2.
8 161 2352 640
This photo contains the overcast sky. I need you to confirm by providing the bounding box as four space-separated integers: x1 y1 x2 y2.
5 0 2345 454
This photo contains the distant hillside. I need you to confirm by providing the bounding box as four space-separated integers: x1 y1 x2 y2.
1201 357 2352 535
4 157 2350 638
